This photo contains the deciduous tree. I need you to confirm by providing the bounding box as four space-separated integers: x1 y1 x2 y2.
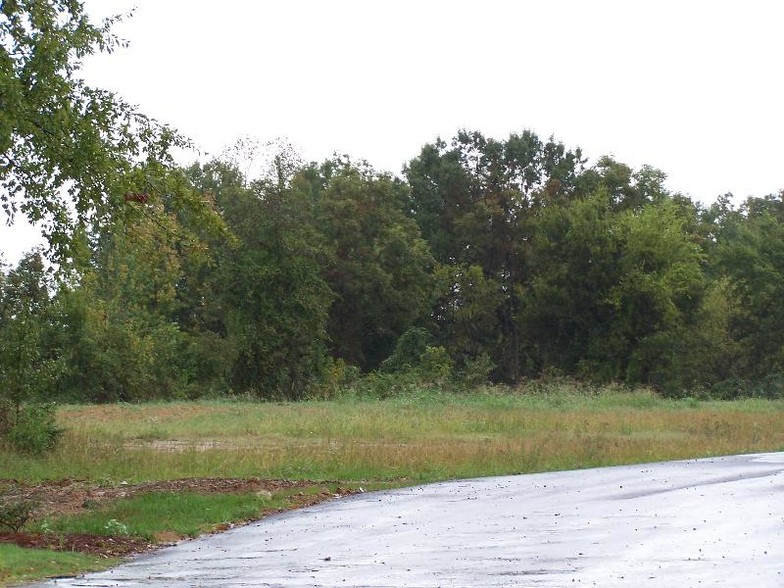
1 0 184 260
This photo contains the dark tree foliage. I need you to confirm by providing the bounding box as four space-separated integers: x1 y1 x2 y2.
715 192 784 381
405 130 584 382
195 160 333 399
300 158 434 371
0 251 61 411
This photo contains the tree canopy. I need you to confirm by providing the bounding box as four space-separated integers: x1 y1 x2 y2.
1 0 184 260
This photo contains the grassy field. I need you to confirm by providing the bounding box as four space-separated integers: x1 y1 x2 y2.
4 388 784 483
2 386 784 585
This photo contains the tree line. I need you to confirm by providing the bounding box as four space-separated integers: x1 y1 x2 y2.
2 2 783 407
2 130 784 402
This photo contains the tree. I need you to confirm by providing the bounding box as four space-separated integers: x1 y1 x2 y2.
52 163 229 402
0 250 59 410
576 157 669 212
406 130 584 382
522 189 621 374
523 181 713 393
1 1 184 260
301 159 434 371
193 159 334 399
715 192 784 380
606 199 708 388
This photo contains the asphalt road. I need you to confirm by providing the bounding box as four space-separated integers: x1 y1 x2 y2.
39 452 784 587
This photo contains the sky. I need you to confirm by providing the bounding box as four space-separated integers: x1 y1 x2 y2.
2 0 783 264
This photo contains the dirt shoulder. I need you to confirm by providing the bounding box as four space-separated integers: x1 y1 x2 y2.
0 478 359 557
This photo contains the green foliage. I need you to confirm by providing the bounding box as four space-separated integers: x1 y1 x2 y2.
50 163 230 402
523 190 620 374
430 263 504 374
406 130 585 382
418 346 454 384
304 159 434 370
317 358 361 399
204 159 333 399
380 327 431 373
0 252 63 407
521 184 712 393
343 370 425 399
714 192 784 379
460 353 496 387
607 200 707 383
0 0 186 261
709 373 784 400
2 102 782 401
1 401 63 454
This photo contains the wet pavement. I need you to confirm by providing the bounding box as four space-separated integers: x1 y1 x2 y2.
37 452 784 587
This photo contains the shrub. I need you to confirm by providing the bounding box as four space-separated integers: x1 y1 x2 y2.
418 346 453 384
1 402 63 454
709 373 784 400
460 353 495 387
0 486 37 532
380 327 431 373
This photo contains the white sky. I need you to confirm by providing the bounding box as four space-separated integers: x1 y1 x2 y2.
2 0 783 264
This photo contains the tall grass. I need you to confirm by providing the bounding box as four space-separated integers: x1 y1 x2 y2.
3 387 782 484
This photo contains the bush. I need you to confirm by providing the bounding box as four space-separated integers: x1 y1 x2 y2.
380 327 431 373
345 371 420 399
1 402 63 454
460 353 495 387
316 358 361 399
0 486 37 532
418 346 453 384
709 373 784 400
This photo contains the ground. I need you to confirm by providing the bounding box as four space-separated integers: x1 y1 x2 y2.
0 478 356 557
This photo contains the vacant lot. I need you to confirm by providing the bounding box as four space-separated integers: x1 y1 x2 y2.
2 388 784 585
5 389 784 482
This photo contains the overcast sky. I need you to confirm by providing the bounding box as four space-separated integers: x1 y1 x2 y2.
2 0 783 263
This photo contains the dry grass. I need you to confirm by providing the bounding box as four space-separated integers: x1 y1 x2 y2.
4 390 782 484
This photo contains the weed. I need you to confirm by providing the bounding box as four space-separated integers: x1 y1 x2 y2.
103 518 129 535
0 495 36 532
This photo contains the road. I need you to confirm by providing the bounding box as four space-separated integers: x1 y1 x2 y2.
39 452 784 587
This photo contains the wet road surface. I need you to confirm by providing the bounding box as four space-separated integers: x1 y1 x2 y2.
38 452 784 587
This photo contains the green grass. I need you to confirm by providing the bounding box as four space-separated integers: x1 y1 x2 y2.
0 544 117 585
32 491 276 541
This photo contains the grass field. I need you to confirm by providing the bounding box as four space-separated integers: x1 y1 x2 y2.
2 385 784 585
4 387 784 483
